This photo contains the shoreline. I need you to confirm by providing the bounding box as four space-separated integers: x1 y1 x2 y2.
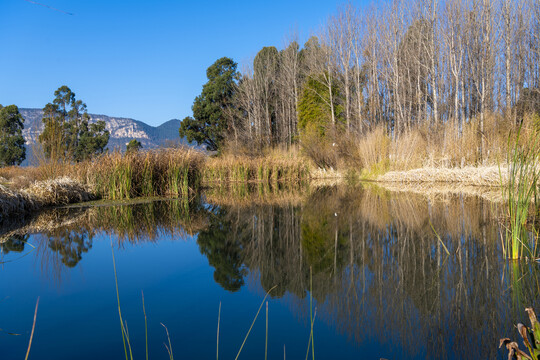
0 163 508 224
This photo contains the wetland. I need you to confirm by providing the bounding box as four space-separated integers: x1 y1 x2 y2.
0 184 535 359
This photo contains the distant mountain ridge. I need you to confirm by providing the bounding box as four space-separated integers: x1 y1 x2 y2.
19 108 186 154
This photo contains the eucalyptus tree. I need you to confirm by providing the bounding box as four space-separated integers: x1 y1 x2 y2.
0 104 26 166
39 85 109 162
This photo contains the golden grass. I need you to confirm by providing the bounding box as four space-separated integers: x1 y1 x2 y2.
204 148 311 184
0 166 44 189
0 177 93 223
378 165 507 186
355 126 390 174
377 182 504 203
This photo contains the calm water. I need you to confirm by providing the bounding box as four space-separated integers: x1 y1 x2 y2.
1 185 539 359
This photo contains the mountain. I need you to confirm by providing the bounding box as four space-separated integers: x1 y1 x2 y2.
19 108 187 162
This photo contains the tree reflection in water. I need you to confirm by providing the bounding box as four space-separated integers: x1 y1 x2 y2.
199 186 540 359
2 185 539 359
0 234 29 254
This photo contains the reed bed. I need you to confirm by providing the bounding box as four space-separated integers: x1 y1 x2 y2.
73 149 205 200
378 165 507 186
501 123 540 260
0 184 35 222
203 153 311 184
25 177 93 206
0 177 93 223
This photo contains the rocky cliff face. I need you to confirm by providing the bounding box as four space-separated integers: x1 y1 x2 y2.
19 108 185 152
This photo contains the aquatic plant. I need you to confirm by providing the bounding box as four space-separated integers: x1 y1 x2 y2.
500 307 540 359
24 297 39 360
204 153 311 185
501 123 540 260
89 149 204 200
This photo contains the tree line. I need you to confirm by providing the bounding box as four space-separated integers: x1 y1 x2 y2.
1 85 114 167
39 85 109 163
181 0 540 161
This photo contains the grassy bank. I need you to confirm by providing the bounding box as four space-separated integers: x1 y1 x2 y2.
0 149 205 220
1 114 538 221
203 149 311 184
0 177 93 222
0 148 313 219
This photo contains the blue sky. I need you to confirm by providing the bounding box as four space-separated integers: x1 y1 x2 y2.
0 0 366 127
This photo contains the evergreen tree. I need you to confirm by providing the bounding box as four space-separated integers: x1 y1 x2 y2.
39 86 109 162
179 57 239 151
0 104 26 166
298 76 343 136
126 139 143 153
75 119 110 161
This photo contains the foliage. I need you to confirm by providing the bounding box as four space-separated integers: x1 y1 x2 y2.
500 307 540 359
75 118 109 161
126 139 143 153
0 104 26 166
298 76 342 168
298 77 335 136
179 57 239 151
197 206 247 291
501 123 540 260
39 85 109 162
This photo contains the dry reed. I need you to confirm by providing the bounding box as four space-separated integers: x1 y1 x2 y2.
378 165 507 186
204 150 310 184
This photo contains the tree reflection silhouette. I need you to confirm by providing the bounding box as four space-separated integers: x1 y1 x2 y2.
0 234 29 254
48 229 92 268
197 206 247 292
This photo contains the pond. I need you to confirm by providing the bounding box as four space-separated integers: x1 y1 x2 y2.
1 185 538 359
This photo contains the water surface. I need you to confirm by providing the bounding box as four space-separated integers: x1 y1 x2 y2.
1 185 538 359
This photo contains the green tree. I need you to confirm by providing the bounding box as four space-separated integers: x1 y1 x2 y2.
179 57 239 151
0 104 26 166
197 207 246 292
39 85 109 162
298 76 341 136
297 76 343 169
126 139 142 153
75 120 110 161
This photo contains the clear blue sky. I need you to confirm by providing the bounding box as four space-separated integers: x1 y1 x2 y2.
0 0 366 127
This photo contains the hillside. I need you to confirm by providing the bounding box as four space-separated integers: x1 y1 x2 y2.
19 108 186 155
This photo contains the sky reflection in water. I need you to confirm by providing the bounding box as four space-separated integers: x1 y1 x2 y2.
1 185 538 359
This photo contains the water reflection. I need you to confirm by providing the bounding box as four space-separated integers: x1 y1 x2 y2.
1 185 538 359
0 234 28 254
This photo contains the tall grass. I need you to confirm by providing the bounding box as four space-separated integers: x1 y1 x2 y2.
80 149 205 200
234 285 277 360
204 151 310 185
501 121 540 260
336 113 531 177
